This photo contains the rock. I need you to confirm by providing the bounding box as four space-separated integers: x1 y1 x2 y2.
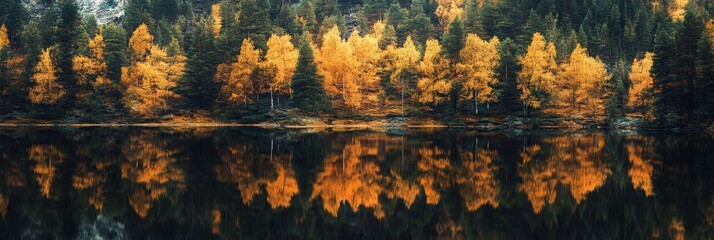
611 117 644 129
23 0 126 24
77 215 126 240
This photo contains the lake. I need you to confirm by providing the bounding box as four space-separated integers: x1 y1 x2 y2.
0 128 712 239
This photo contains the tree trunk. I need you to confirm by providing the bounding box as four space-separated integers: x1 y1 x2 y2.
474 90 479 115
401 79 405 116
270 89 274 111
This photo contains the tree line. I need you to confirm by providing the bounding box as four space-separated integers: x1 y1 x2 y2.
0 0 712 125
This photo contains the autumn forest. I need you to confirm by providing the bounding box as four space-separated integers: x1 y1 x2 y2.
0 0 712 126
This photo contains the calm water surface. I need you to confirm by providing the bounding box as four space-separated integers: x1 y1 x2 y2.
0 128 712 239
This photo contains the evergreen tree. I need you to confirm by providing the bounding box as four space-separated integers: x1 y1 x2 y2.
238 0 271 50
218 0 241 60
292 36 325 113
153 0 179 22
696 29 714 116
0 0 27 46
675 10 703 118
125 0 153 33
103 23 128 83
178 18 220 110
651 23 679 125
462 0 483 36
57 0 80 106
495 38 521 114
606 59 629 119
441 18 465 61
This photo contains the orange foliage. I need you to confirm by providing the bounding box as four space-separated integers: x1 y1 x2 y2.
215 141 299 209
311 139 384 216
627 138 655 196
0 24 8 50
29 48 65 105
456 148 500 211
28 145 64 198
121 135 185 218
518 134 611 213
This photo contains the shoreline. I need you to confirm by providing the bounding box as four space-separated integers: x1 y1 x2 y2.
0 122 708 132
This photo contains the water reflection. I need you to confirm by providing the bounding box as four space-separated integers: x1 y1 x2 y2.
0 128 712 239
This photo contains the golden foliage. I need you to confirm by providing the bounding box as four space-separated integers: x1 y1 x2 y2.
73 161 109 211
212 208 221 235
456 148 500 211
518 135 611 213
628 52 655 114
217 38 261 106
626 139 655 196
215 142 299 209
315 26 381 109
416 39 452 104
557 44 610 115
121 135 185 218
518 32 557 110
29 48 65 105
211 3 222 37
0 193 7 219
706 20 714 50
457 34 500 110
311 139 384 216
668 0 689 21
28 145 64 198
122 44 186 117
417 146 451 204
265 34 299 96
0 24 9 50
128 23 154 60
435 0 465 26
73 34 109 102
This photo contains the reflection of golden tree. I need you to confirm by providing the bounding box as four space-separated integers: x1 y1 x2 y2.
417 146 451 205
265 163 299 208
386 171 420 209
311 139 384 217
73 160 111 211
456 149 500 211
518 135 611 213
626 137 655 196
28 145 64 198
121 135 185 218
215 141 298 209
0 193 8 219
212 208 221 235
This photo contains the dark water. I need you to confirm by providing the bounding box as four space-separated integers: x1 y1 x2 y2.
0 128 712 239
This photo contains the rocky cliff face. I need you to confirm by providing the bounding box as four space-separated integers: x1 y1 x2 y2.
23 0 126 24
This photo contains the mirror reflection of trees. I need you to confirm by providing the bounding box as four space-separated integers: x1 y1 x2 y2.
518 134 611 213
121 133 185 218
0 129 712 239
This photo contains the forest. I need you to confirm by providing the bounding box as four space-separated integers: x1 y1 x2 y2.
0 0 713 127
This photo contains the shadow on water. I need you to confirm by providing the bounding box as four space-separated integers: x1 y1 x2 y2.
0 127 712 239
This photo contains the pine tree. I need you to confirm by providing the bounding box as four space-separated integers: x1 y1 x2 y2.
238 0 271 50
696 26 714 117
124 0 153 33
103 23 129 83
441 18 465 61
675 9 703 118
178 18 220 110
57 0 80 106
651 22 678 125
292 37 325 113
